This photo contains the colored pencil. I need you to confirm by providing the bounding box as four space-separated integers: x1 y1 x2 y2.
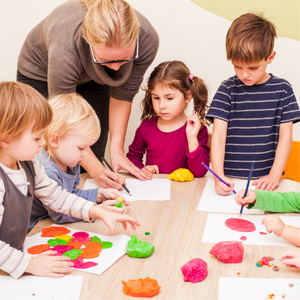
101 157 132 196
239 161 255 217
201 162 236 194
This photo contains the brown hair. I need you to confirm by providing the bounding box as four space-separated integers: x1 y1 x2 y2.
141 61 210 126
81 0 139 48
226 13 277 63
0 81 52 143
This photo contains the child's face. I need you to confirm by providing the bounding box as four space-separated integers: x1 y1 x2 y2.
232 51 276 86
151 84 190 123
51 130 95 172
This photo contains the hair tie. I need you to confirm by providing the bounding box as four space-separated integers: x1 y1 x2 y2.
189 74 195 81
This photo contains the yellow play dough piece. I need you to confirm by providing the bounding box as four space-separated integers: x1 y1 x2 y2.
54 234 73 241
168 168 194 182
115 196 123 203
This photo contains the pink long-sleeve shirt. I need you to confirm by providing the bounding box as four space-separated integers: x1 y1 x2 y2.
126 117 210 177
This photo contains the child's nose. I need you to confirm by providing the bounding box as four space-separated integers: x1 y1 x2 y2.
242 70 249 77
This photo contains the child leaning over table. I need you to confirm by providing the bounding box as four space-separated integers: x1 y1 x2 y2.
0 82 139 279
206 13 300 196
30 93 128 230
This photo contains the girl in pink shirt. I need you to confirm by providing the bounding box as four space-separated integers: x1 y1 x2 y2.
127 61 210 177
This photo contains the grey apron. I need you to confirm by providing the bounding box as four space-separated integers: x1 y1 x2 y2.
0 161 35 250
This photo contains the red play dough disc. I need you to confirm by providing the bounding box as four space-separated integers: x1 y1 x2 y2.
225 218 256 232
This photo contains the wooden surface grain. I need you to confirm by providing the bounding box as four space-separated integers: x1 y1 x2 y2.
1 173 299 300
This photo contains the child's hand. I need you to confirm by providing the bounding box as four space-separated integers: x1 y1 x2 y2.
89 205 140 233
235 190 257 207
25 250 73 278
186 113 201 140
141 165 159 176
97 188 129 205
100 199 128 213
279 252 300 270
261 215 285 237
215 177 235 196
252 174 280 191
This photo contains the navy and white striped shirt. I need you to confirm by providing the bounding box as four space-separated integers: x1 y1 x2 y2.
207 74 300 179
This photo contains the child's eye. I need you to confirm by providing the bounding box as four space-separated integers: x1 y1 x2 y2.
35 138 41 141
152 97 159 100
249 67 258 70
79 147 85 151
167 97 173 100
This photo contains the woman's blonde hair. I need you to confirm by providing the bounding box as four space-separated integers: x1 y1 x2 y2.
44 93 100 158
0 81 52 143
80 0 139 47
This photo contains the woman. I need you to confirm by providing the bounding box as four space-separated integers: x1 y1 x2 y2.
17 0 159 188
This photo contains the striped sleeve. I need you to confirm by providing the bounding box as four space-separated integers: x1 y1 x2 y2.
281 82 300 123
32 158 95 222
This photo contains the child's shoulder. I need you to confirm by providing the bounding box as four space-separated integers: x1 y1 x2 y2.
268 74 293 88
139 117 158 129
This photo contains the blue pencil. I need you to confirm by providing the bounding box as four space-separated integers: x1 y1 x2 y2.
201 162 236 194
239 161 255 217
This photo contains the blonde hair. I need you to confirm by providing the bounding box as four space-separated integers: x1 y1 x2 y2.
0 81 52 143
226 13 277 63
81 0 139 47
44 93 100 158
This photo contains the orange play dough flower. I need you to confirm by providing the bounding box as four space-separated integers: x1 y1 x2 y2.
41 226 71 237
28 244 50 254
122 277 161 297
81 241 102 259
67 240 82 250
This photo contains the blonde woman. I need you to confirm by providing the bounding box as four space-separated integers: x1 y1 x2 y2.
17 0 159 188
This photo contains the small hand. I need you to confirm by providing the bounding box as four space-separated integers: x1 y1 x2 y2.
235 189 257 207
186 113 201 140
252 174 280 191
25 250 73 278
261 215 285 237
279 252 300 269
110 151 151 181
215 177 235 196
141 165 159 176
100 199 128 213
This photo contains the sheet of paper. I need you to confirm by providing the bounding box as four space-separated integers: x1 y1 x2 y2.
23 226 130 275
202 213 300 246
84 178 171 201
0 276 83 300
219 277 300 300
197 179 263 214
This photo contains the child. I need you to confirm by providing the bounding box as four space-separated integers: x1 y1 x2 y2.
207 13 300 195
0 82 139 279
30 93 128 230
235 189 300 246
126 60 210 177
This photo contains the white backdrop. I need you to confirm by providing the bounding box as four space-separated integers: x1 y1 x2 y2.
0 0 299 161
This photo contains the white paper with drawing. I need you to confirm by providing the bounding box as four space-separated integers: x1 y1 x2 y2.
197 179 263 214
202 213 300 247
84 178 171 201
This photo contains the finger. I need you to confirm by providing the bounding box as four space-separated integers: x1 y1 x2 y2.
49 273 65 278
269 182 277 191
261 216 268 224
43 250 58 256
252 179 258 186
103 219 115 233
279 252 295 260
154 165 159 174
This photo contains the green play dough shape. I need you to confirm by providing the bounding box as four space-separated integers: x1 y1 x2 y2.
91 236 101 243
63 249 83 260
113 201 123 208
90 236 113 249
126 235 155 258
47 238 67 246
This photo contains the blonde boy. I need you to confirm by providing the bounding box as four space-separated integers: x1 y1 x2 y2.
207 13 300 195
30 93 127 229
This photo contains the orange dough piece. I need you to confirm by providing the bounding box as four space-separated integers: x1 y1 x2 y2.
28 244 50 254
84 241 103 252
122 277 161 297
41 226 71 237
81 250 100 259
67 240 82 250
81 241 102 259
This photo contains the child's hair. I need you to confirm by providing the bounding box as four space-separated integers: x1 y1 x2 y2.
226 13 277 63
44 93 100 158
141 60 210 125
0 81 52 143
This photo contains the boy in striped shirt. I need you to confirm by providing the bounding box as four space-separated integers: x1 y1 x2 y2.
207 13 300 195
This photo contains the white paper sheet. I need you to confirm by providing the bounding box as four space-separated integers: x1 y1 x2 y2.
197 179 263 214
0 276 83 300
219 277 300 300
23 226 130 275
84 178 171 201
202 213 300 246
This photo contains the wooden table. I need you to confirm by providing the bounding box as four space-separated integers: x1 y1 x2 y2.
1 173 299 299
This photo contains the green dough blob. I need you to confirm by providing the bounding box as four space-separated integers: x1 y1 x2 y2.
47 238 68 247
113 201 123 208
90 236 113 249
63 249 83 260
126 235 155 258
91 236 101 243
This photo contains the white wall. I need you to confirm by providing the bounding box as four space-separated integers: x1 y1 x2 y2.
1 0 299 161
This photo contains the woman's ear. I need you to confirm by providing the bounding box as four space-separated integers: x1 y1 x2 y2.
48 133 60 149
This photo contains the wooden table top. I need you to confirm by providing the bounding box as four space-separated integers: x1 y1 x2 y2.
1 173 299 300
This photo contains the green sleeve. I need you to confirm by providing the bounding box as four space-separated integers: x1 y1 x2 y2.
249 191 300 212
